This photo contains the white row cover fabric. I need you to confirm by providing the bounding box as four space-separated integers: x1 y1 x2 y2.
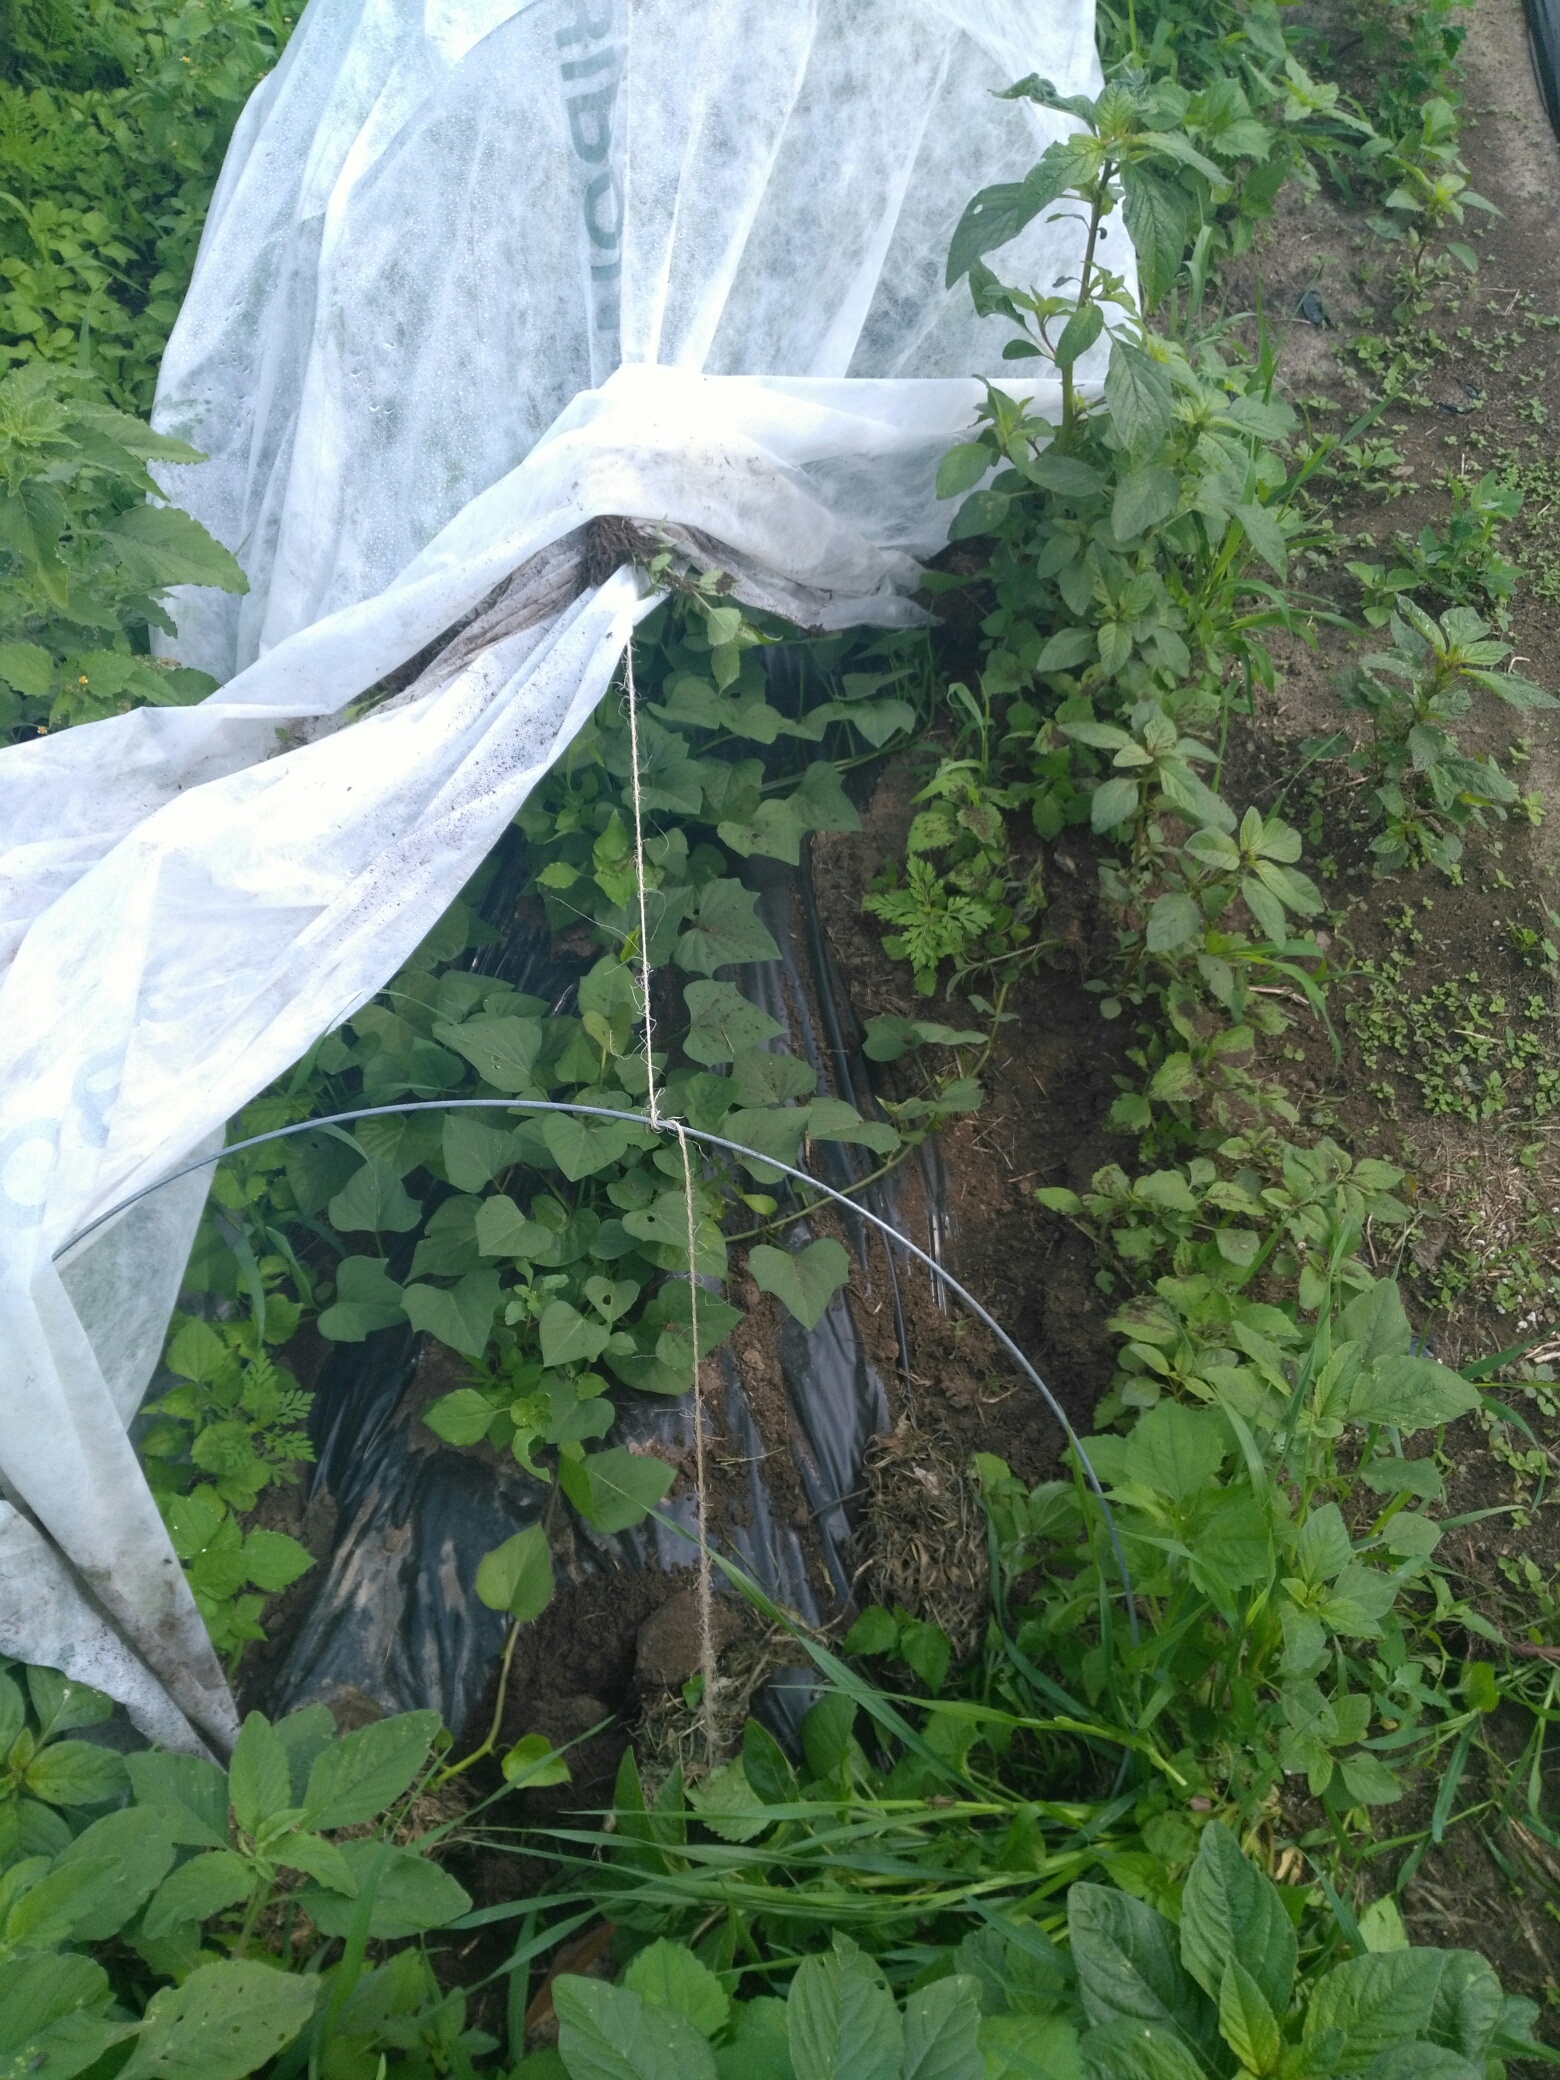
0 0 1110 1750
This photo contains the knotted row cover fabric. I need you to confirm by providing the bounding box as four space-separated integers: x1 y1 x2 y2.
0 0 1118 1752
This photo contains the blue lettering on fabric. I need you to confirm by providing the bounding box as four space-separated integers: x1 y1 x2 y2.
556 0 623 373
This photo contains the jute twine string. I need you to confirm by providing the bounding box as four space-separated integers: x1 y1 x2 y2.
623 638 719 1756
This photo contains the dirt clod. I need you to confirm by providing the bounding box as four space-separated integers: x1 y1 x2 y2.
634 1588 743 1690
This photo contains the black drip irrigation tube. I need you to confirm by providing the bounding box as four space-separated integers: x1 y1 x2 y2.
59 1098 1140 1650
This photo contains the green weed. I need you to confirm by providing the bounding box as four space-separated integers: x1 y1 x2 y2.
0 360 244 739
1352 0 1472 133
1323 435 1414 496
1347 472 1522 627
846 0 1560 1983
0 1679 510 2073
135 1319 315 1664
1347 904 1560 1125
1326 600 1554 877
525 1830 1543 2080
1361 94 1495 278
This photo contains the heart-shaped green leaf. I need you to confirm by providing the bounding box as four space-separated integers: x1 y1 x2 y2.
749 1239 850 1330
475 1526 555 1623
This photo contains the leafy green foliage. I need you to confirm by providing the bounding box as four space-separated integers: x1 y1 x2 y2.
159 1487 313 1663
0 1669 502 2077
525 1682 1133 1959
0 0 290 411
1041 1134 1409 1330
476 1525 556 1625
0 361 244 739
870 67 1358 1058
159 592 946 1575
748 1239 851 1331
0 1661 121 1864
535 1821 1539 2080
842 1604 953 1693
1362 94 1495 276
141 1317 313 1512
851 10 1553 1972
1347 472 1521 628
136 1315 314 1662
971 1237 1504 1837
1327 601 1555 876
1061 1824 1536 2080
947 68 1279 348
864 681 1048 996
1351 0 1473 138
124 1704 458 1953
0 0 290 774
120 1959 318 2079
36 0 1539 2049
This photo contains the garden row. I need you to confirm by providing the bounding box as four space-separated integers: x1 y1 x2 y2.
3 0 1560 2069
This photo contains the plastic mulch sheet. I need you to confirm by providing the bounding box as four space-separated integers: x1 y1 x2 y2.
259 845 916 1740
1525 0 1560 137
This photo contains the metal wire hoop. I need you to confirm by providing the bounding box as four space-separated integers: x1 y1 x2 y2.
58 1097 1138 1640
